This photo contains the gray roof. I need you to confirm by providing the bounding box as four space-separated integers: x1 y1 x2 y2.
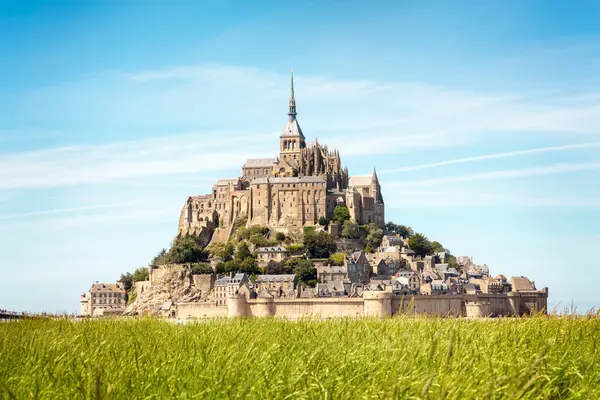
318 266 347 274
280 118 304 139
243 158 278 168
256 246 288 254
256 274 296 283
90 282 125 293
252 176 326 184
160 301 173 311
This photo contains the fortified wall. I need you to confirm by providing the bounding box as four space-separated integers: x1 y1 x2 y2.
172 289 548 320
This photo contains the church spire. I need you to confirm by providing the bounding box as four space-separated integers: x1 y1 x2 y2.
288 67 297 120
372 166 379 182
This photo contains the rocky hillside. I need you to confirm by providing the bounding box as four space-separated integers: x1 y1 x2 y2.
124 267 209 316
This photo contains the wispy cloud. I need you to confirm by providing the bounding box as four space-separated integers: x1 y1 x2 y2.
387 162 600 188
0 202 132 221
380 141 600 174
0 131 273 190
385 189 600 208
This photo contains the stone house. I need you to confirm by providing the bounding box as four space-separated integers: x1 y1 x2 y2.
381 234 403 249
395 270 420 292
375 258 399 278
345 250 372 283
214 273 248 306
256 246 289 269
317 280 347 297
420 280 450 295
255 274 296 297
79 282 126 317
317 265 348 283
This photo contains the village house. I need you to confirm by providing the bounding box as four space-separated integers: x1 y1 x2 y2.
317 280 347 297
420 280 450 295
254 274 296 297
396 269 421 292
375 258 400 278
345 250 372 283
214 273 249 306
256 246 289 269
317 265 348 283
381 234 404 249
79 282 126 317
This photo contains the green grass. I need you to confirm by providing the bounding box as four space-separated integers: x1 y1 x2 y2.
1 316 599 399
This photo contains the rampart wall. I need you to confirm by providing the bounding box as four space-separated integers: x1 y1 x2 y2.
172 291 547 319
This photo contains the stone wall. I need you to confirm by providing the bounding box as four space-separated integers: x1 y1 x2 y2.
176 302 228 319
173 291 547 320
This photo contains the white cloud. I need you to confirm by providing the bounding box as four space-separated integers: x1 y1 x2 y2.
380 141 600 174
387 162 600 188
0 202 132 221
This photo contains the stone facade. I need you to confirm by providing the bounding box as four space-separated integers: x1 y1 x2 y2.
80 282 126 317
171 290 548 320
177 71 384 242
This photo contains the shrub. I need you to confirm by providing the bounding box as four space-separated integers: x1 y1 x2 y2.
328 252 346 266
285 244 305 256
318 216 329 226
333 205 350 223
275 232 286 242
189 263 213 275
342 220 361 239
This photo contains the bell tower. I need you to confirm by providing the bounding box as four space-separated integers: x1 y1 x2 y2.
279 68 305 164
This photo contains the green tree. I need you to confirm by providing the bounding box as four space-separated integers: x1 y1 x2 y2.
170 236 208 264
275 232 286 242
318 216 329 226
408 233 432 258
385 222 414 238
430 241 446 255
328 252 346 266
118 267 149 292
189 263 213 274
264 261 294 274
333 205 350 223
285 244 305 255
151 248 170 266
303 230 337 259
364 223 384 248
284 258 317 286
207 243 234 261
235 242 251 261
342 220 361 239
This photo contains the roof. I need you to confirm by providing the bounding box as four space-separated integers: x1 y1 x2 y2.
510 276 537 292
256 274 296 283
215 178 239 186
317 266 347 274
89 282 125 293
160 301 172 311
348 175 372 187
280 118 305 139
252 176 326 184
256 246 288 253
215 273 247 286
243 158 278 168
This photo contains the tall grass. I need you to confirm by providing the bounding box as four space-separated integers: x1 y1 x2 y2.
1 316 599 399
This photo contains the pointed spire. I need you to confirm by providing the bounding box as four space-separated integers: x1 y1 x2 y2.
372 166 379 182
288 67 297 120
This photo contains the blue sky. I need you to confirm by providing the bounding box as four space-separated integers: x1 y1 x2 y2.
1 0 599 313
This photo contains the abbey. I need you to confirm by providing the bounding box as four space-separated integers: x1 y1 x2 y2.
178 71 384 241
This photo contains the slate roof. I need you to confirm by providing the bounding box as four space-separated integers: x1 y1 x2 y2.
243 158 278 168
252 176 326 184
280 118 304 139
256 246 288 254
89 282 125 293
256 274 296 283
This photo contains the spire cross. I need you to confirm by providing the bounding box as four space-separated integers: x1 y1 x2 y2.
288 67 297 120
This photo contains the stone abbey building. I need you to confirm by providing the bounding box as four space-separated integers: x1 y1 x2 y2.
178 72 384 242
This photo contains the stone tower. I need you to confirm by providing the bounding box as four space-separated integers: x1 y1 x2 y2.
279 68 306 165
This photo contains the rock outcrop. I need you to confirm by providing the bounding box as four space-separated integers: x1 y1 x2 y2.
124 267 209 316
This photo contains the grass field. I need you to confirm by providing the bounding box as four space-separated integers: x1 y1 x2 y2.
1 317 599 399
